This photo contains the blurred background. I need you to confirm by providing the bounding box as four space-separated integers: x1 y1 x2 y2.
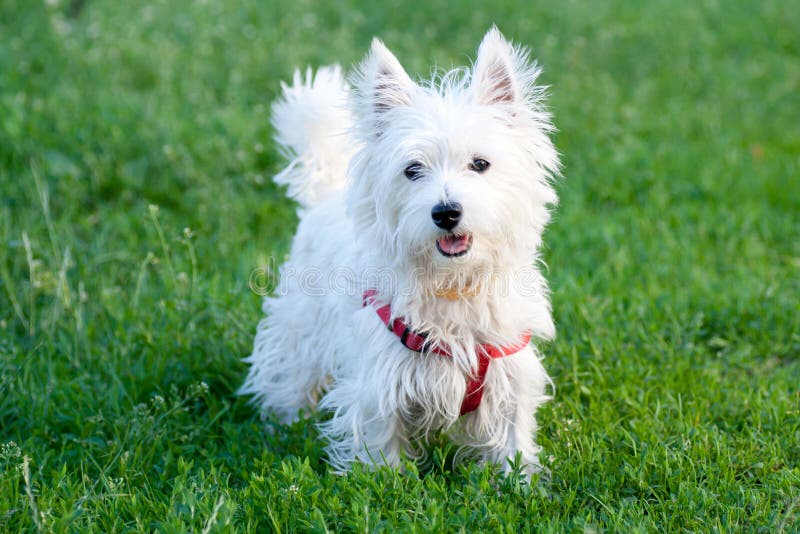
0 0 798 530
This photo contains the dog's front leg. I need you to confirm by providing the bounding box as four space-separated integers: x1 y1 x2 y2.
318 371 411 472
495 391 545 477
457 352 550 478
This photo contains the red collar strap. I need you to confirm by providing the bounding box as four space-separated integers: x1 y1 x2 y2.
363 289 531 415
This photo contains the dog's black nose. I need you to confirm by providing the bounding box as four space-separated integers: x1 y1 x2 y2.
431 202 462 230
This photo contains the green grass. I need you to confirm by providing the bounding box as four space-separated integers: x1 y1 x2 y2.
1 0 798 531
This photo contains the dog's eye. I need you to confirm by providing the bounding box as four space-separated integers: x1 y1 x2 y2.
469 158 490 173
404 162 425 181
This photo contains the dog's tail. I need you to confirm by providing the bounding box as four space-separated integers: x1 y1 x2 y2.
271 65 355 209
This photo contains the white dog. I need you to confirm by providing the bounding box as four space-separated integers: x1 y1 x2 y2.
240 28 560 476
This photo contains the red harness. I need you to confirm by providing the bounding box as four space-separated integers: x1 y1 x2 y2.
362 289 531 415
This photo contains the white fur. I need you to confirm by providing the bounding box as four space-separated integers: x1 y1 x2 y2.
271 65 355 209
240 28 561 476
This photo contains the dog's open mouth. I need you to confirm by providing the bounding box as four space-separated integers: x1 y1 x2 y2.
436 233 473 257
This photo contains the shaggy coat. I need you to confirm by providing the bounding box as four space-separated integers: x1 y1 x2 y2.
241 28 560 475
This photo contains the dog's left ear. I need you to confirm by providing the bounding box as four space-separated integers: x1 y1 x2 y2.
472 27 522 105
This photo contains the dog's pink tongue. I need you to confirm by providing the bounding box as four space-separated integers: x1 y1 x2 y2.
437 234 470 255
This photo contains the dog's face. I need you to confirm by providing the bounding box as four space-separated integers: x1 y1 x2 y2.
348 29 559 287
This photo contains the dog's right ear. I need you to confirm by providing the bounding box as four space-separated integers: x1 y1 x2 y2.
356 39 415 122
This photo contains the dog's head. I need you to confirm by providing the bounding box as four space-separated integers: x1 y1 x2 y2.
347 28 559 291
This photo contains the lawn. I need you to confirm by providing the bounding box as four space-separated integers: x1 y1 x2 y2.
1 0 798 531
